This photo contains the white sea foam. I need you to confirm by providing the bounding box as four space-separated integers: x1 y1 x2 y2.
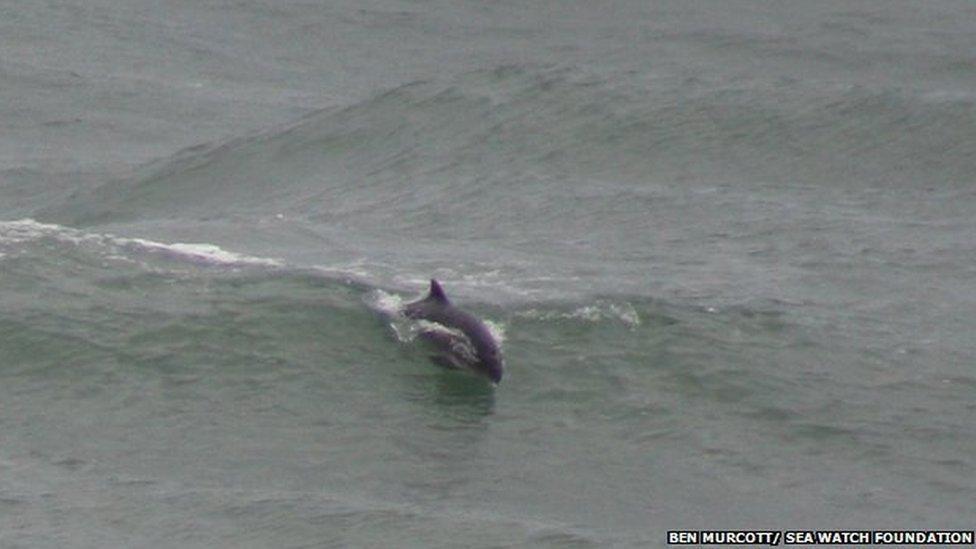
313 259 376 280
365 289 405 318
516 301 641 328
483 319 507 346
122 239 282 267
0 219 66 244
0 218 282 268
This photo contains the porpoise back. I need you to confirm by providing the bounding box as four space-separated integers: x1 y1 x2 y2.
403 279 504 383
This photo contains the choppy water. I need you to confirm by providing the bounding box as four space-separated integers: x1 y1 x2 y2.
2 1 975 547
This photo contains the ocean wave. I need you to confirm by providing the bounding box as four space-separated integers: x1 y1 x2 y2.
41 63 976 231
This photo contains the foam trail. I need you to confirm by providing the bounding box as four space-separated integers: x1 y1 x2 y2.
0 219 282 268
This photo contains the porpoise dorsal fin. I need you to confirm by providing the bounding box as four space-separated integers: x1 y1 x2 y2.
428 279 450 305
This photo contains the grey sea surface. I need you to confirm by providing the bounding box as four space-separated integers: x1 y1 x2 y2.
1 1 975 547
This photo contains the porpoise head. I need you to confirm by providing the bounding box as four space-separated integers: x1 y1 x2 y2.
477 341 505 384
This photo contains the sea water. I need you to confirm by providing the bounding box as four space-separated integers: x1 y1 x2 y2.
1 1 974 547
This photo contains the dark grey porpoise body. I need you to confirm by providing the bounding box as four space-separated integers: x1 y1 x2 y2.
402 279 504 383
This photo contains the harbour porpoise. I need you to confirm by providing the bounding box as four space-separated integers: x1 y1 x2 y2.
402 279 504 384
